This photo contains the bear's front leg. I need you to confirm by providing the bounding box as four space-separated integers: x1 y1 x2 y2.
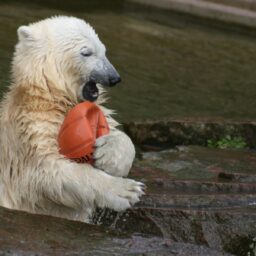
93 130 135 177
29 157 144 221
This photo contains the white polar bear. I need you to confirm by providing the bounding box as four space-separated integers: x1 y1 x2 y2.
0 16 144 222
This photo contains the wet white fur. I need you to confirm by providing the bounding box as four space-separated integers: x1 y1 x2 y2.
0 16 143 222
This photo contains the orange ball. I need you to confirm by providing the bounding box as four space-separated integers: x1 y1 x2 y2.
58 101 109 164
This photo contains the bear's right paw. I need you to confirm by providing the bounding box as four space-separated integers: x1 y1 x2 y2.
95 176 145 211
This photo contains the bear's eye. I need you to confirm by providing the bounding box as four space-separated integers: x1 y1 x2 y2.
80 47 92 57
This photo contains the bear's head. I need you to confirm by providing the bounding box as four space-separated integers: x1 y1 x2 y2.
13 16 121 103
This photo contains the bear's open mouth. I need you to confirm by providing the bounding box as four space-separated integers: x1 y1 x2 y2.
82 81 99 102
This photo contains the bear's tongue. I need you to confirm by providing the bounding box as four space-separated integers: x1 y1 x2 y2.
82 81 99 102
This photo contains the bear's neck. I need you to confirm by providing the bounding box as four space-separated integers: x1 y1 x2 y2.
11 82 76 115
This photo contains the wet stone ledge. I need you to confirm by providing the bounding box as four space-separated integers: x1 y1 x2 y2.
0 206 232 256
123 119 256 149
95 146 256 256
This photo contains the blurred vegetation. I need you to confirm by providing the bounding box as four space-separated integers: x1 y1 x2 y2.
207 135 247 149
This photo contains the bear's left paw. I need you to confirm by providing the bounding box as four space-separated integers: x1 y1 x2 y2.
94 174 145 211
93 131 135 177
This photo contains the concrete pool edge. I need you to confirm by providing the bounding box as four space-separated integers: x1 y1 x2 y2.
129 0 256 29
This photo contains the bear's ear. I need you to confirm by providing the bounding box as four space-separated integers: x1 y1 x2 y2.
17 26 32 41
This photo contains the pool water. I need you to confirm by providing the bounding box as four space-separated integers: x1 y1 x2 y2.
1 0 256 122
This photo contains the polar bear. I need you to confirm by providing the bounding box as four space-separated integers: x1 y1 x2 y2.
0 16 144 222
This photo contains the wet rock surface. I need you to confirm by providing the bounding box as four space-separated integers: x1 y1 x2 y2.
95 146 256 256
0 146 255 255
0 207 231 256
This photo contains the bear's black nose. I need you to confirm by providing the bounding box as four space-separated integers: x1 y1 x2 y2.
109 76 121 86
